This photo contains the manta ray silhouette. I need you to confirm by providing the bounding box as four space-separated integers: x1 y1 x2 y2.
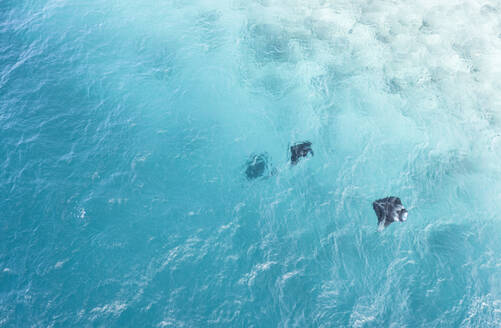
245 153 271 180
373 197 408 229
290 141 313 165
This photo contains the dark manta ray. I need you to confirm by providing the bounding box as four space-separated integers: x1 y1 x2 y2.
372 197 408 230
245 153 273 180
290 141 313 165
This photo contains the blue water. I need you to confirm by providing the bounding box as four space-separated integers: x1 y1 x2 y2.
1 0 500 326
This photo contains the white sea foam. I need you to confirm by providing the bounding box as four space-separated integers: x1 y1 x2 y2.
90 301 127 315
54 259 68 269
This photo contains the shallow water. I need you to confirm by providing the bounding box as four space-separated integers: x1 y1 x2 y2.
1 0 500 326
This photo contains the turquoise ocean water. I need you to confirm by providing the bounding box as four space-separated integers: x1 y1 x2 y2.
1 0 500 326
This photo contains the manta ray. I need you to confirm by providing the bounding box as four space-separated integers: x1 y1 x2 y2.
290 141 313 165
373 197 408 229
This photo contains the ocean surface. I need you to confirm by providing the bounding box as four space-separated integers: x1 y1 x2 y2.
1 0 501 326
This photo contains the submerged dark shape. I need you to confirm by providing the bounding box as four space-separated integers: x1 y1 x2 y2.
290 141 313 165
372 197 408 229
245 153 271 180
